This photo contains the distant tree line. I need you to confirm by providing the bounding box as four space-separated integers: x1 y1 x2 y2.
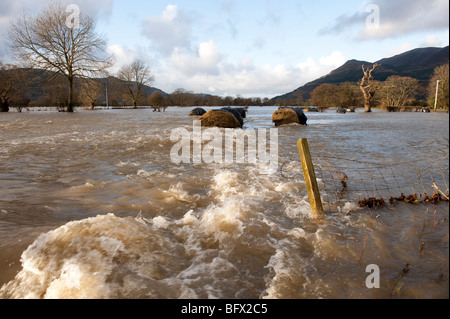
0 64 275 111
308 76 422 110
305 63 449 111
428 63 449 110
2 61 448 112
150 89 272 108
1 2 448 113
0 2 275 113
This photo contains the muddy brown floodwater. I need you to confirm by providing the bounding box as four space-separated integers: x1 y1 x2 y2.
0 107 448 299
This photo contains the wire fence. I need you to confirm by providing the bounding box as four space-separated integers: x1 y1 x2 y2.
310 155 449 209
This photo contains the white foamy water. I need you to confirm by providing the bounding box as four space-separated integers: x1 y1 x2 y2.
0 107 448 299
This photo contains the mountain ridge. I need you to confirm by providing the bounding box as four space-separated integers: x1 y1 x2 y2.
273 46 449 103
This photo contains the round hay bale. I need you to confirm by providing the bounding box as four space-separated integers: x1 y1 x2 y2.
279 107 308 125
189 108 207 116
199 110 242 128
272 108 300 126
220 108 244 127
223 107 246 118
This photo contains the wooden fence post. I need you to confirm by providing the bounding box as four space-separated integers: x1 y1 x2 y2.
297 138 325 220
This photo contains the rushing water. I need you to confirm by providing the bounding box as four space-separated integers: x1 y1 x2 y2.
0 107 448 299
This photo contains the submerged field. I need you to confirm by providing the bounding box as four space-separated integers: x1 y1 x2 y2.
0 107 448 299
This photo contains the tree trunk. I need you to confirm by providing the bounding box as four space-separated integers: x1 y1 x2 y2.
67 76 74 113
364 101 372 113
132 99 137 109
362 91 372 112
360 64 379 113
1 101 9 112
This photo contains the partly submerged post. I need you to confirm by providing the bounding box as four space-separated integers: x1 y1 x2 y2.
434 80 440 111
297 138 325 220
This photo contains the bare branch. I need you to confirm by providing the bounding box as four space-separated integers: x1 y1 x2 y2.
117 59 154 109
8 2 114 112
360 64 379 112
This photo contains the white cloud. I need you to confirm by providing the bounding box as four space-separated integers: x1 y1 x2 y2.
157 50 347 98
319 51 347 67
107 45 137 72
384 42 414 59
362 0 448 40
141 5 194 56
169 40 221 76
295 52 348 83
322 0 449 41
107 44 154 75
372 35 446 62
421 35 443 48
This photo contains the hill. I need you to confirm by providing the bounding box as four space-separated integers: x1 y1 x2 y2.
273 46 449 103
10 68 166 107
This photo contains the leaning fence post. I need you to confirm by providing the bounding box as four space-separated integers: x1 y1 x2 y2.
297 138 325 220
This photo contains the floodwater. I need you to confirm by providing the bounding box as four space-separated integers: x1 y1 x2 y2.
0 107 448 299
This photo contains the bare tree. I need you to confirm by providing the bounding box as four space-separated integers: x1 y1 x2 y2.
428 63 449 110
0 63 15 112
43 74 70 111
360 64 379 112
338 82 362 108
106 76 125 106
378 76 419 109
0 63 29 112
148 90 166 111
80 78 103 110
8 2 114 112
310 83 340 108
117 59 153 109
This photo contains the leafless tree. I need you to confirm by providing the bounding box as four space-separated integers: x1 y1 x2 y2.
8 2 114 112
310 83 340 108
106 76 125 106
378 76 419 109
43 74 70 111
0 63 15 112
339 82 362 108
80 78 103 110
0 62 29 112
117 59 153 109
428 63 449 110
360 64 379 112
148 90 165 109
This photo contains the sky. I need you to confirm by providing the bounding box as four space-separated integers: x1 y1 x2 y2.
0 0 449 98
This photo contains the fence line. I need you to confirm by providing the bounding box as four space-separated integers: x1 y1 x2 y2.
313 154 449 209
285 145 449 211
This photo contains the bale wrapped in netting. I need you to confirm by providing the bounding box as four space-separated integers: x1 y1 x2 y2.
189 108 207 116
272 107 307 126
220 108 244 127
199 110 242 128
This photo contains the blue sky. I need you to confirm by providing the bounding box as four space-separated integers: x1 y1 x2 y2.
1 0 449 98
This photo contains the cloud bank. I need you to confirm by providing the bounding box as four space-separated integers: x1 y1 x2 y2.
321 0 449 40
131 4 348 97
140 5 195 56
157 46 347 97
